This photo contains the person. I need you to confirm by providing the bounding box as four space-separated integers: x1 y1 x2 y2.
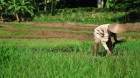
93 24 126 55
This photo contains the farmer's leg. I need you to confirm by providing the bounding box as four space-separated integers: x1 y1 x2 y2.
93 35 100 55
93 42 99 54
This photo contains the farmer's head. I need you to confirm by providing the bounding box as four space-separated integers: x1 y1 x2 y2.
108 24 126 34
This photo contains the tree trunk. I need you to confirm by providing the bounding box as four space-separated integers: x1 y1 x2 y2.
97 0 104 8
38 6 40 13
44 0 47 12
51 2 54 15
16 13 19 22
0 14 4 23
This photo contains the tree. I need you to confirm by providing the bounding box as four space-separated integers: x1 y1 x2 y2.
105 0 140 11
0 0 6 22
8 0 34 22
42 0 60 14
105 0 140 22
97 0 104 8
47 0 60 15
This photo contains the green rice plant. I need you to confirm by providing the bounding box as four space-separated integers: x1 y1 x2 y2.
0 39 140 78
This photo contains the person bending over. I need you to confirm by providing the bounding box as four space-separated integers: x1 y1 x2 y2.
93 24 126 55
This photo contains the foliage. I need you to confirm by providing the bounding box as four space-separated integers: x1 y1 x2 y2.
105 0 140 12
0 0 7 22
105 0 140 22
0 0 6 11
34 7 128 24
7 0 34 22
0 0 140 22
0 0 60 22
0 39 140 78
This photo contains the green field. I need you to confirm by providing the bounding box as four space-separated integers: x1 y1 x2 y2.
0 38 140 78
0 19 140 78
1 1 140 78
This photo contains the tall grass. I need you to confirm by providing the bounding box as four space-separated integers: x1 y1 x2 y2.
0 39 140 78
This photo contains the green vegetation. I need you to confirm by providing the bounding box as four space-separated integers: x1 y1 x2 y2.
1 22 140 77
106 0 140 11
0 39 140 78
0 0 140 23
0 0 140 77
34 8 126 24
0 38 81 47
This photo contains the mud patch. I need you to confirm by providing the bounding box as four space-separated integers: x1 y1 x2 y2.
33 23 97 31
30 30 93 40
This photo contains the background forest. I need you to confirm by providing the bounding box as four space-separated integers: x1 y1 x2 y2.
0 0 140 23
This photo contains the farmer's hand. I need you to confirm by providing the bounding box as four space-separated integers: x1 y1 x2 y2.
106 49 112 55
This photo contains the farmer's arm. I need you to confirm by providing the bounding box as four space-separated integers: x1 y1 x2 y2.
101 41 112 54
101 33 112 54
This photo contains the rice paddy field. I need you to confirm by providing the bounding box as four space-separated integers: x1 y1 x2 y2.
0 22 140 78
